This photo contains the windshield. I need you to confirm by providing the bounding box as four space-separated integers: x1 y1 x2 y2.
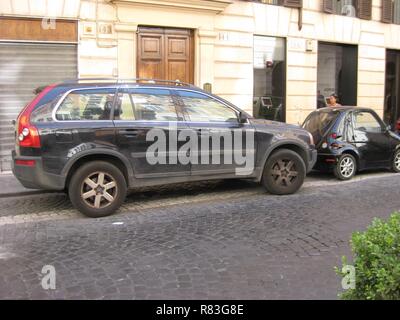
302 110 339 144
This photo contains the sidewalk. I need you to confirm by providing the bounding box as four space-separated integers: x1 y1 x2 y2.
0 172 48 198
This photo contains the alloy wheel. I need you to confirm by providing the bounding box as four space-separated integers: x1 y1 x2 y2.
339 156 355 178
395 152 400 171
80 171 118 209
270 159 298 187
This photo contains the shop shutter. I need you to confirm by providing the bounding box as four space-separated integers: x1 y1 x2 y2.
381 0 394 23
358 0 372 20
280 0 302 8
323 0 334 13
0 43 77 171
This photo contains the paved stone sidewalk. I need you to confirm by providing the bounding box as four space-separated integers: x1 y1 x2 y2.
0 172 42 198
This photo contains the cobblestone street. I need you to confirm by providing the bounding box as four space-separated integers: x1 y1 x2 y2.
0 171 399 299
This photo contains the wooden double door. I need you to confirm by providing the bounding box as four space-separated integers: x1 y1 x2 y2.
137 27 194 84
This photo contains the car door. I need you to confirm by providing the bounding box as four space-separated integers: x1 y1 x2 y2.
113 87 190 178
175 89 256 177
48 88 117 172
351 110 391 168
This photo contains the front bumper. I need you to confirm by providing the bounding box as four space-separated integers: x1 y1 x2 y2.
11 151 65 190
317 153 340 163
307 148 318 172
313 152 340 171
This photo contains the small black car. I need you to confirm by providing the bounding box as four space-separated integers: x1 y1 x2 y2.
12 79 316 218
302 106 400 180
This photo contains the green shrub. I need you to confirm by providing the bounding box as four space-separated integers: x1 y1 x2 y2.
336 213 400 300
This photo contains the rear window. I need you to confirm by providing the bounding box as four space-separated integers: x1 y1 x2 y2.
30 85 81 123
31 100 58 123
302 110 339 143
29 86 70 123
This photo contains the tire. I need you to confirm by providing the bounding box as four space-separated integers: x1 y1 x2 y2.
392 149 400 173
68 161 127 218
261 149 306 195
334 154 357 180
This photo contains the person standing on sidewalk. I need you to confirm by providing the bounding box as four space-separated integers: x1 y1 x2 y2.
328 93 341 108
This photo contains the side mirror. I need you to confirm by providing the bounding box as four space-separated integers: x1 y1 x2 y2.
238 112 248 124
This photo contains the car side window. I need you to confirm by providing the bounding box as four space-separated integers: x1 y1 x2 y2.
115 88 179 121
31 100 58 123
353 111 383 133
177 90 238 122
115 92 135 120
55 89 116 121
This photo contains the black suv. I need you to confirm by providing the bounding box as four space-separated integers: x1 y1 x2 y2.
303 106 400 180
12 79 316 217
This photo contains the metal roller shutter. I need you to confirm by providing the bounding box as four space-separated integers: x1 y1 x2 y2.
0 42 77 171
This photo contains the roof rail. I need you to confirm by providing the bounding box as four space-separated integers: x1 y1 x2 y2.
62 77 198 88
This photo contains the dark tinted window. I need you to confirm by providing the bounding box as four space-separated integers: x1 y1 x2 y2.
302 110 339 143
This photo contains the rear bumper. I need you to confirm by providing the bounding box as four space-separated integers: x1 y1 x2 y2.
11 151 65 190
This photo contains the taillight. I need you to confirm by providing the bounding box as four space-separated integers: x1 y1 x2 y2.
17 114 41 148
15 159 36 166
16 84 56 148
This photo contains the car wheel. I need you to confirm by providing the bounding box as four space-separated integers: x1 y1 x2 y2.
334 154 357 180
392 149 400 173
262 149 306 195
69 161 127 218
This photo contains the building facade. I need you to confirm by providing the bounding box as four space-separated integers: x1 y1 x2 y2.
1 0 400 171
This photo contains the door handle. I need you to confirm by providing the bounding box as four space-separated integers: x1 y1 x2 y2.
119 129 140 137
